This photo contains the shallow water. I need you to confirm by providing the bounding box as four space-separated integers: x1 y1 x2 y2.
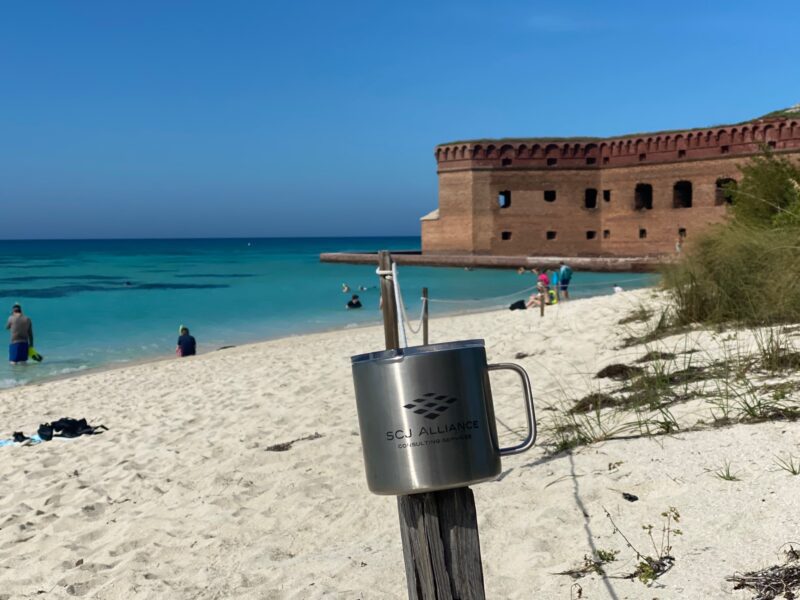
0 237 657 388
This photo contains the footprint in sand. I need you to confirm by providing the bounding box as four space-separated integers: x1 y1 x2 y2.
108 538 145 557
80 503 106 520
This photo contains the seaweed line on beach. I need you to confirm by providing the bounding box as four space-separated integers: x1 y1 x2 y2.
265 432 324 452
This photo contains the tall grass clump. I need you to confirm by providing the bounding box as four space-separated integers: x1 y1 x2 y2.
663 148 800 326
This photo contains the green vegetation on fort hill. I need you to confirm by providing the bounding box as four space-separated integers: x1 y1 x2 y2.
439 104 800 147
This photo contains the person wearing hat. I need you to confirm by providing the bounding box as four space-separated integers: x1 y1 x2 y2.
6 303 34 365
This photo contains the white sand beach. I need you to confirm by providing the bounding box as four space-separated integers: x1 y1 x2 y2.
1 289 799 599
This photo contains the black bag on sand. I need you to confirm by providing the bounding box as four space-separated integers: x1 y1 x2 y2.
37 418 108 441
509 299 527 311
37 424 54 441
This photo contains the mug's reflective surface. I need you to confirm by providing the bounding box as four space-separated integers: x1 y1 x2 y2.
351 340 535 495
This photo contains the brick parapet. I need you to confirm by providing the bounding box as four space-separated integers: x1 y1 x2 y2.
434 117 800 172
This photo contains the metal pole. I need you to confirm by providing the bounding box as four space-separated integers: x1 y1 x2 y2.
379 251 399 350
422 287 429 346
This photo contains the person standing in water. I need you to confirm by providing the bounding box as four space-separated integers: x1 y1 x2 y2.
6 303 34 365
559 261 573 301
176 326 196 357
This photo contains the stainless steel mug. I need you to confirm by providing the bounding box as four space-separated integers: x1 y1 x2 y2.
351 339 536 495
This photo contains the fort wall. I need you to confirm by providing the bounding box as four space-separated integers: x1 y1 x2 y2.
422 116 800 256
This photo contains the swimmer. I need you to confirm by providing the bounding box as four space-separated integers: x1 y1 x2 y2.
342 283 351 293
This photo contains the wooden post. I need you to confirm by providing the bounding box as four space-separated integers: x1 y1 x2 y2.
540 292 545 318
377 251 486 600
422 287 429 346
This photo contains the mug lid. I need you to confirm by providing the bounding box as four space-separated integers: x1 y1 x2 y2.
351 339 485 364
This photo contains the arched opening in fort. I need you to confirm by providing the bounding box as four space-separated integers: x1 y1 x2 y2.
673 181 693 208
715 178 736 205
584 189 598 209
586 231 597 240
603 229 610 239
501 231 512 240
498 191 511 208
603 190 611 202
634 184 653 210
639 228 647 239
544 190 557 202
546 231 557 240
678 228 687 239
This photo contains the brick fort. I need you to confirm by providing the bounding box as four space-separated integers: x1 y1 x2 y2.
421 109 800 258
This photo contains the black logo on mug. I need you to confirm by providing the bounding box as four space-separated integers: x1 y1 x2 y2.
403 392 459 420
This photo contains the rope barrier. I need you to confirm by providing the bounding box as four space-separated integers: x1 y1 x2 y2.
402 297 427 335
391 263 409 347
379 263 431 345
377 262 655 344
425 275 653 305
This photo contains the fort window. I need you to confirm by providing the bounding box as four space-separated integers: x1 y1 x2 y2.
544 190 557 202
586 230 597 240
501 158 512 167
678 149 686 158
603 156 610 164
634 183 653 210
546 158 558 166
721 145 730 154
498 191 511 208
673 181 693 208
639 153 647 162
768 141 777 149
603 229 610 239
603 190 611 202
546 231 557 240
584 188 598 209
586 157 596 165
501 231 512 241
678 228 687 239
639 228 647 239
715 178 736 205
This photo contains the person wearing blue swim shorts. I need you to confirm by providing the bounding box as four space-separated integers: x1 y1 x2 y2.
6 303 34 365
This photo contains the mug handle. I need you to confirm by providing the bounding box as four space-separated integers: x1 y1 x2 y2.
487 363 537 456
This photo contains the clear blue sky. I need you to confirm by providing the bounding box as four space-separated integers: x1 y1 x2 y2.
1 1 797 239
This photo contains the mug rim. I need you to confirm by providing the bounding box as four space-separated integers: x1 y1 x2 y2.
351 339 485 364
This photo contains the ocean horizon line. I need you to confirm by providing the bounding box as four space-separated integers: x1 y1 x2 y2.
0 234 421 243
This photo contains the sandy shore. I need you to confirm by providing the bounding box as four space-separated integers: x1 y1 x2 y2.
1 289 799 599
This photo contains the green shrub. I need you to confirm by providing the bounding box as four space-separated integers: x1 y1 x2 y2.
663 225 800 325
729 148 800 228
664 149 800 325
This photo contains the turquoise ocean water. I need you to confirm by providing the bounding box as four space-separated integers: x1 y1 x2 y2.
0 237 657 389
